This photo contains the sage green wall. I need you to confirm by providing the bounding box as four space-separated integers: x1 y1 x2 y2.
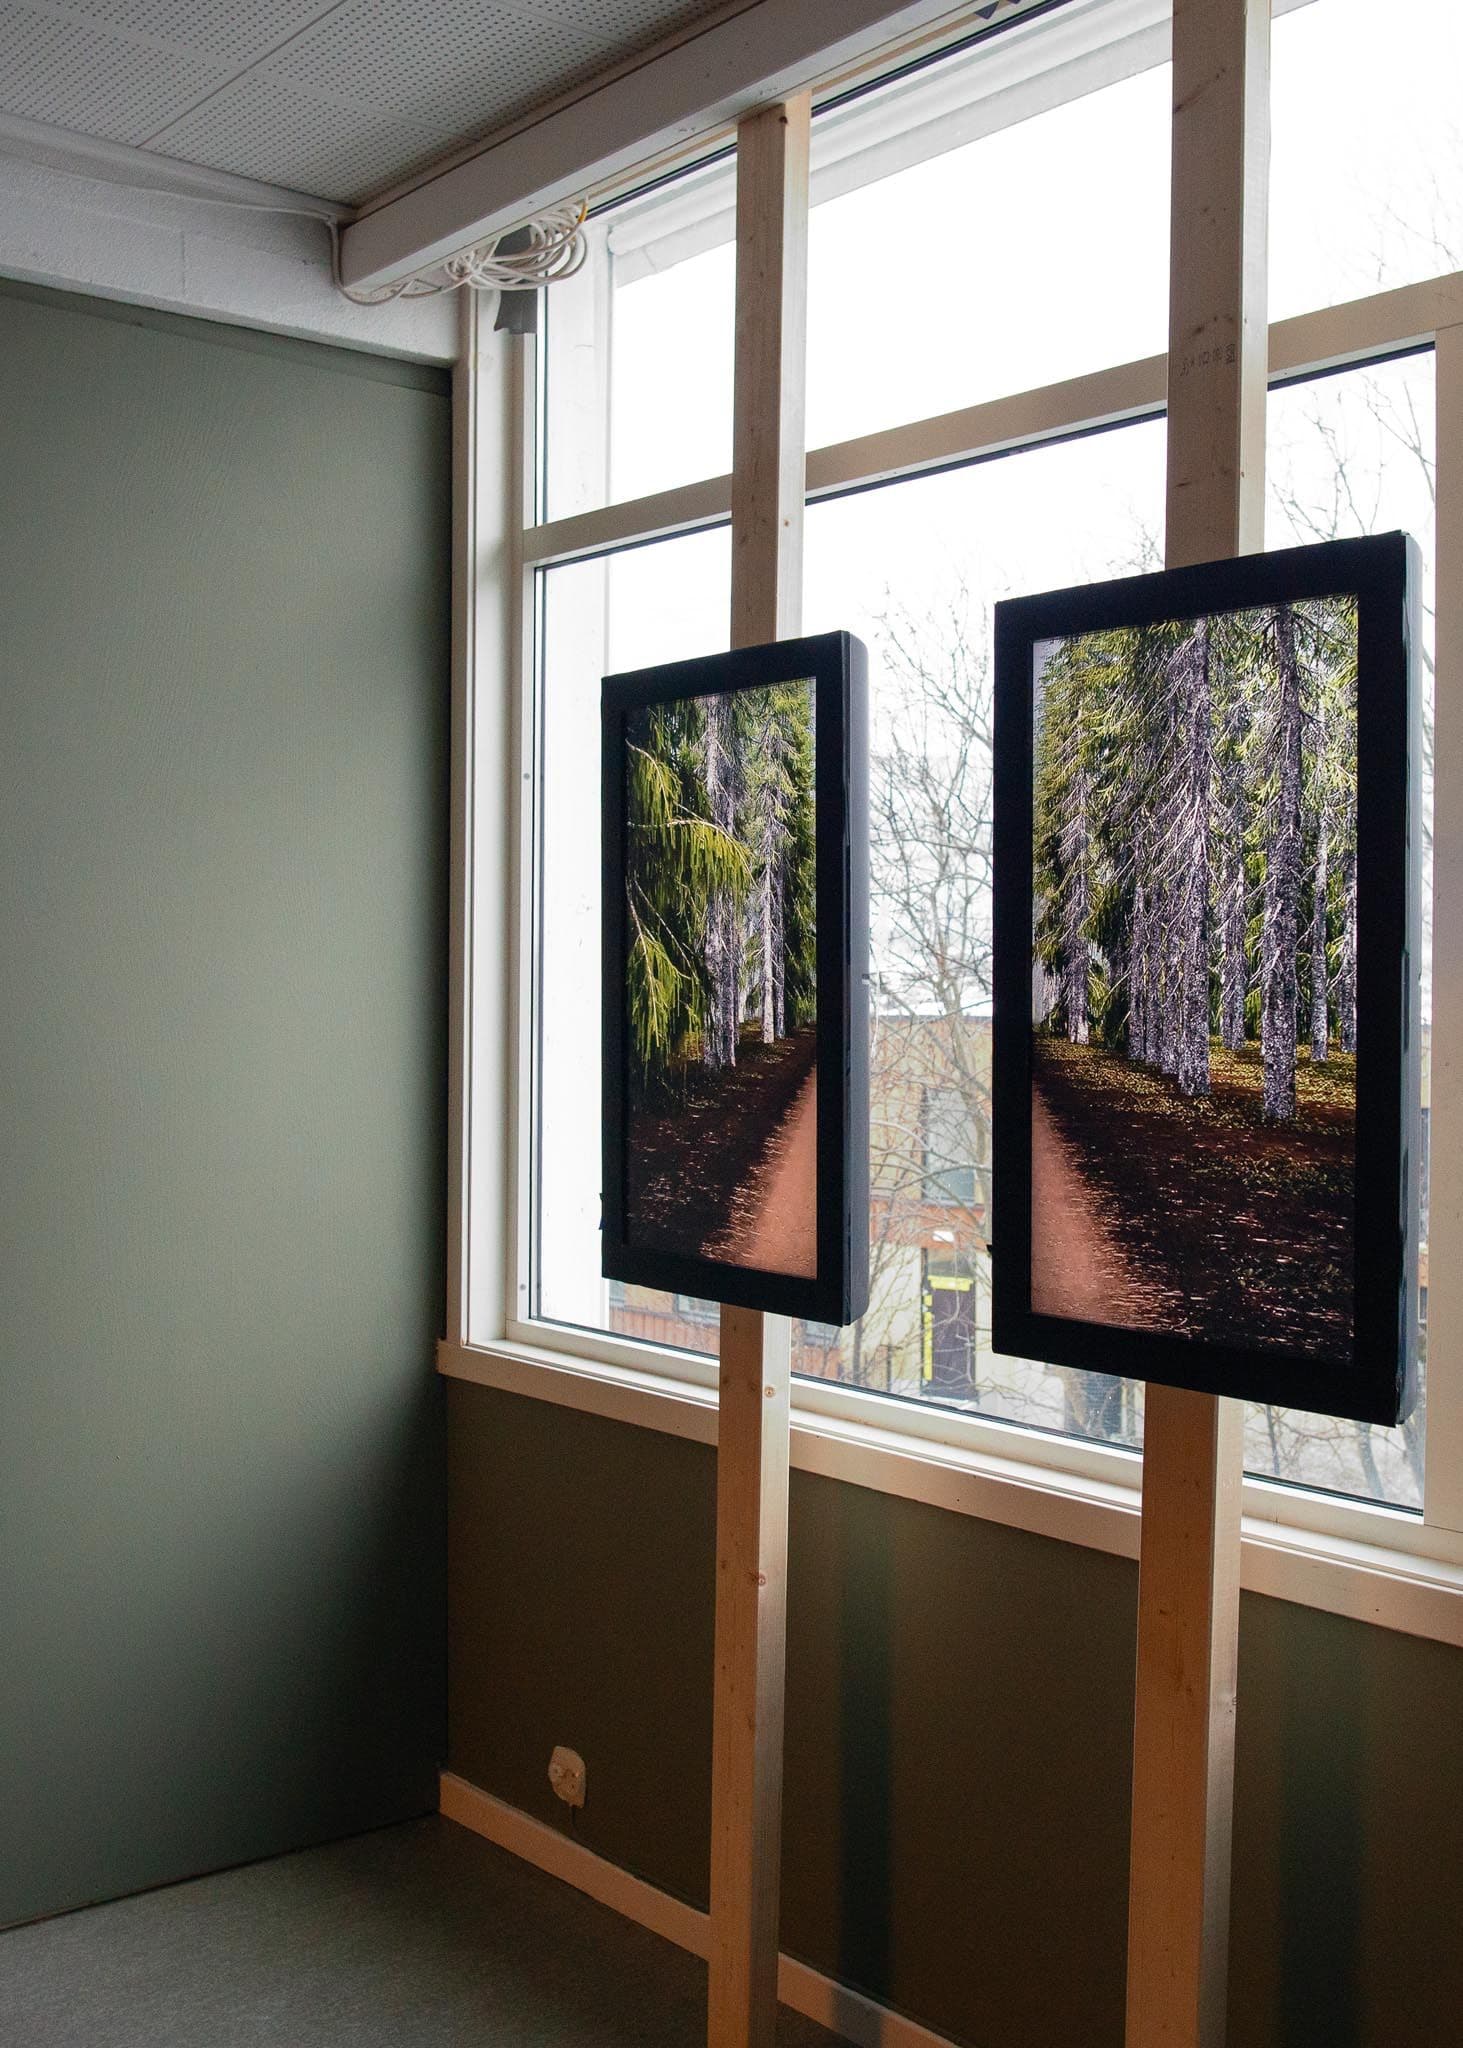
0 281 451 1927
448 1380 1463 2048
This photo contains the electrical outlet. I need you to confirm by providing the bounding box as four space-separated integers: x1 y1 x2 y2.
548 1744 586 1809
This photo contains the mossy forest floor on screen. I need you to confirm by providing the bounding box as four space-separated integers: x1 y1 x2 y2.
1030 1036 1355 1358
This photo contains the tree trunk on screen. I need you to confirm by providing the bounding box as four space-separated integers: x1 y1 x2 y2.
702 694 740 1069
1158 901 1183 1080
1310 815 1330 1064
1174 622 1212 1097
1127 877 1150 1061
771 852 786 1040
1219 846 1248 1051
1338 841 1358 1053
1062 765 1090 1044
1261 604 1303 1121
1216 661 1250 1052
759 850 776 1045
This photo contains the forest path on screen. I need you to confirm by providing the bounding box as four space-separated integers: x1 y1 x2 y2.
1029 1039 1355 1355
1030 1091 1173 1332
704 1068 818 1280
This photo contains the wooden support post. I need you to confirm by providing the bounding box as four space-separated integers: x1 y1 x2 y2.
1126 1385 1245 2048
709 1305 794 2048
708 94 810 2048
729 96 809 650
1125 6 1269 2046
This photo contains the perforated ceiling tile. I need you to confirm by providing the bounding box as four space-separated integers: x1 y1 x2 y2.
252 0 717 114
0 1 232 140
9 0 788 204
493 0 733 31
145 69 467 200
146 0 743 199
39 0 338 65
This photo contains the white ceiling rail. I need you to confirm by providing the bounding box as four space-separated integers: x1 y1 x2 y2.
339 0 1006 294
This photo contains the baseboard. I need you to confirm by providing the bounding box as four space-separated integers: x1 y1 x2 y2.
439 1772 961 2048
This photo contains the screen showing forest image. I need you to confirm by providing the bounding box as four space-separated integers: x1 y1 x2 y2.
623 678 818 1278
1030 596 1358 1361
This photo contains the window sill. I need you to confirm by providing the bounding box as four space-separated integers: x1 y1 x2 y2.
439 1335 1463 1650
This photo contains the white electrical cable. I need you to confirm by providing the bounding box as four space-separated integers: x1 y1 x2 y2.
0 142 587 306
331 196 588 304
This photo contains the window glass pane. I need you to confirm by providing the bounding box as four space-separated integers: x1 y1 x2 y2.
924 1087 978 1205
535 529 731 1334
543 160 736 520
805 1 1171 450
1259 351 1434 1507
1271 0 1463 323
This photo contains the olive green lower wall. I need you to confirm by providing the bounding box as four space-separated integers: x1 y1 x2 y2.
0 281 451 1927
448 1379 1463 2048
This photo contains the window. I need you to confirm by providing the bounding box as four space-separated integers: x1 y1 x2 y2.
460 0 1463 1631
922 1089 979 1206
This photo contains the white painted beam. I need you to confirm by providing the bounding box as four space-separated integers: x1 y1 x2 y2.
339 0 983 293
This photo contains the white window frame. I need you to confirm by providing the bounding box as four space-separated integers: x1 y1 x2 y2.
443 49 1463 1652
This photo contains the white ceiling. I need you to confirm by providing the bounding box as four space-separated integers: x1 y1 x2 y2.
0 0 747 204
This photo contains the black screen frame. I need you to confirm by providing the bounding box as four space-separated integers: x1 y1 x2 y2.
991 532 1420 1426
601 630 870 1327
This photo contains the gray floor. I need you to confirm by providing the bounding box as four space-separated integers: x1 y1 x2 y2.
0 1817 849 2046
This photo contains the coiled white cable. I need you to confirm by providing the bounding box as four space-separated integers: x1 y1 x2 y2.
335 197 589 304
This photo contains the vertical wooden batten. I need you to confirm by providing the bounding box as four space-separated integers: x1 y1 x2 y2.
1163 0 1270 570
729 96 810 649
1125 4 1270 2047
708 93 811 2048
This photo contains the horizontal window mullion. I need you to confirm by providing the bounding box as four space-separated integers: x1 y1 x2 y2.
522 273 1463 565
522 474 732 567
805 353 1165 501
